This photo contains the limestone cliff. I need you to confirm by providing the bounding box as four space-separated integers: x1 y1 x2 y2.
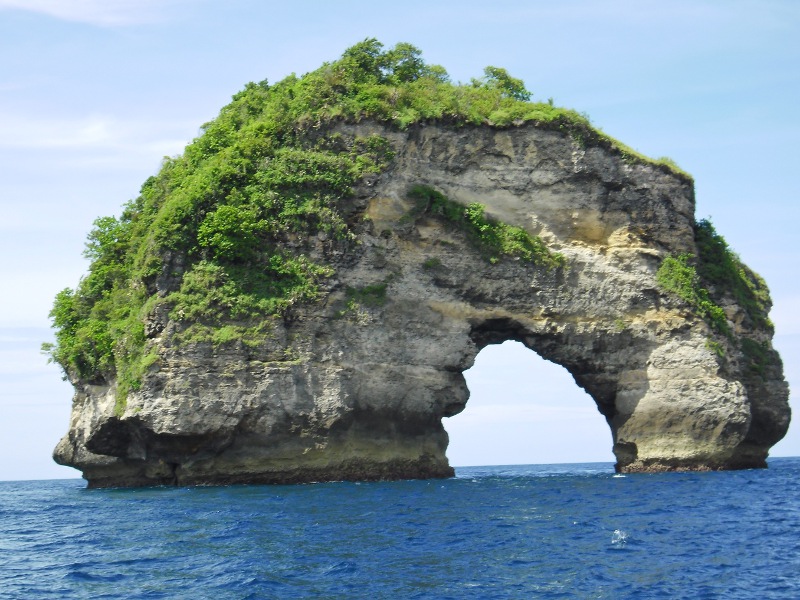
50 42 789 487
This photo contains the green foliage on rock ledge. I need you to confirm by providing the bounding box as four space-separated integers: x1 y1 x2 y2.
656 253 729 334
407 185 564 268
656 219 773 339
693 219 772 330
44 38 683 395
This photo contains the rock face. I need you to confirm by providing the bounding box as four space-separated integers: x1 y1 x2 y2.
54 122 790 487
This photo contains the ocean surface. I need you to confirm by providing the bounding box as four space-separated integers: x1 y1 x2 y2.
2 459 799 599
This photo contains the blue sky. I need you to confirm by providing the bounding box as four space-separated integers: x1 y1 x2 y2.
1 0 798 480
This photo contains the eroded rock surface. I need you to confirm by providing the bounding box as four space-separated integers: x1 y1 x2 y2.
54 122 790 486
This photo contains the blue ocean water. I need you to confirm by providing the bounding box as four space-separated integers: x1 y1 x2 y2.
2 459 799 599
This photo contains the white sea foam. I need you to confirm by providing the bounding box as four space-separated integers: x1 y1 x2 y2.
611 529 628 547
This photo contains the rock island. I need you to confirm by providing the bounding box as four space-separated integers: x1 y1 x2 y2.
47 40 790 487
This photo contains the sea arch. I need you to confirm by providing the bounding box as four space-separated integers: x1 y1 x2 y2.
437 314 647 473
444 338 614 467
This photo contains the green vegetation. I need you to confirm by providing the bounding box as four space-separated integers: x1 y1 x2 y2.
471 66 531 102
706 338 726 358
422 257 442 270
694 219 772 330
656 253 729 333
335 282 389 320
740 338 771 377
345 283 388 308
407 185 564 267
657 219 774 369
656 219 772 335
44 38 686 395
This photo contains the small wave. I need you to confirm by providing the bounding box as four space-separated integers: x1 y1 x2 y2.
321 560 357 576
65 569 125 583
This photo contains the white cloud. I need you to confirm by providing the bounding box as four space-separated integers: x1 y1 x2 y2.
3 114 116 148
448 403 600 426
0 113 190 153
0 112 195 176
445 403 614 467
0 0 172 26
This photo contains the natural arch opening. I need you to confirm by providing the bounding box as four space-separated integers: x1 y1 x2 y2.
444 341 615 467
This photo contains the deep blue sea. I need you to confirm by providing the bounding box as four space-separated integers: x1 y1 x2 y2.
2 459 799 599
